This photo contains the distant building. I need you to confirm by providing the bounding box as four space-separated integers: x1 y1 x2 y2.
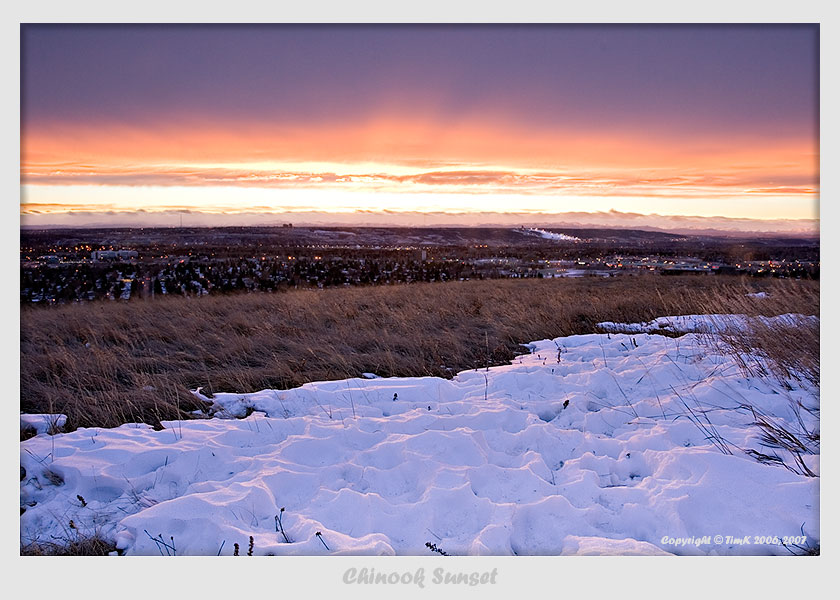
91 250 138 261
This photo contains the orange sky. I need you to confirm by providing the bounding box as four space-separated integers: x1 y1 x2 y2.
21 117 818 222
20 25 819 229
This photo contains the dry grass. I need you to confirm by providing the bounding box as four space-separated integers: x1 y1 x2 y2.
720 317 819 391
663 281 820 390
660 282 820 476
20 533 117 556
20 275 818 430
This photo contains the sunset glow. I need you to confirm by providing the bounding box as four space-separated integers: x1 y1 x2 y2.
20 24 819 231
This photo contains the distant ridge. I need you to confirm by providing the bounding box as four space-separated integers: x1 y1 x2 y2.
20 209 818 239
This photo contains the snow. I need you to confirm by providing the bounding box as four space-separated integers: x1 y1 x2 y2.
597 313 817 335
20 315 818 556
517 228 581 241
20 413 67 435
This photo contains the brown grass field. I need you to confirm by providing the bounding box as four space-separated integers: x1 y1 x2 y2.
20 275 819 432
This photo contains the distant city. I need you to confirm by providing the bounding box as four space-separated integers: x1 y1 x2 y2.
20 226 819 305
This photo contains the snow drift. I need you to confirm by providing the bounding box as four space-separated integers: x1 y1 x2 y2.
20 315 819 555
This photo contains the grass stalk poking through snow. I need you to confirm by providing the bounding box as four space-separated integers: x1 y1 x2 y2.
275 508 291 543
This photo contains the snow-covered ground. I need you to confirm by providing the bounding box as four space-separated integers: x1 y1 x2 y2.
597 313 818 335
517 228 581 241
20 413 67 435
20 315 819 556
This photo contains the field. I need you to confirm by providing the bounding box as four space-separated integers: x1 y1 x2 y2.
21 275 818 432
20 274 820 556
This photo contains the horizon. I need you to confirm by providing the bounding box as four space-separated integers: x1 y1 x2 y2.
19 208 819 237
21 24 819 232
18 213 820 238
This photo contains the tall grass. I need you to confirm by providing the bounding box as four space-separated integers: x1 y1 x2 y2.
655 281 819 475
20 275 818 430
667 283 820 389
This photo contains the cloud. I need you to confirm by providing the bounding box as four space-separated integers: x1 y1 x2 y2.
20 115 818 226
21 163 819 203
19 206 818 237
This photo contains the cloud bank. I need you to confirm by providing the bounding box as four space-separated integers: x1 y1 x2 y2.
19 207 818 238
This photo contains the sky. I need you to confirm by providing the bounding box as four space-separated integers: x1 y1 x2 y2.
20 24 820 232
